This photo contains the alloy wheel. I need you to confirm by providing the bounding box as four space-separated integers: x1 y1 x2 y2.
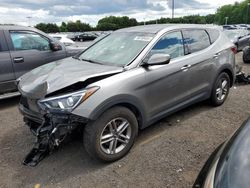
216 79 228 101
100 118 131 155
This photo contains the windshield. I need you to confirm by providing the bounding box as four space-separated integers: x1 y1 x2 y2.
79 32 154 66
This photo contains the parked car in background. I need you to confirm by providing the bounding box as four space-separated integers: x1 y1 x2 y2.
223 29 250 51
18 24 236 166
0 26 84 99
223 25 237 30
74 32 98 41
223 24 250 30
49 34 75 46
193 118 250 188
243 45 250 63
66 32 81 41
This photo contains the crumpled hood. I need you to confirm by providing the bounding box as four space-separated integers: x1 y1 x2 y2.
18 57 123 99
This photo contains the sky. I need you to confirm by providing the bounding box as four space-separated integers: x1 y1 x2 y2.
0 0 244 26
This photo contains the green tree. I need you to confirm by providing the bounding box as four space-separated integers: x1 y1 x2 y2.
215 0 250 24
97 16 137 30
35 23 48 32
66 21 78 32
60 22 68 32
35 23 59 33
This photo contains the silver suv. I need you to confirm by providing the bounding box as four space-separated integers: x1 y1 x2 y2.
18 24 236 165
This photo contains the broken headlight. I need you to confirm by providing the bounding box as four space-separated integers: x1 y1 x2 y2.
38 87 99 112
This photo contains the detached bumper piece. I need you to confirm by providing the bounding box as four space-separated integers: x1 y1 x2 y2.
23 114 86 167
236 71 250 84
235 65 250 84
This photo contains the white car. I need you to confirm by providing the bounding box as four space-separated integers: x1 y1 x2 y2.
49 34 75 46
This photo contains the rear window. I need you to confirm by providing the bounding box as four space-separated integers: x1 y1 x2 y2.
183 29 210 53
206 28 220 43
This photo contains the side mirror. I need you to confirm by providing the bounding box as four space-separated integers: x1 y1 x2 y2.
144 54 171 66
50 42 62 51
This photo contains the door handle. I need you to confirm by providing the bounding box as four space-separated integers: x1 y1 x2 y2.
13 57 24 63
213 53 221 59
181 64 191 71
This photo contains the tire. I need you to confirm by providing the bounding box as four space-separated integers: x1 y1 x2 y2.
210 72 230 106
80 38 83 42
83 106 138 162
243 46 250 64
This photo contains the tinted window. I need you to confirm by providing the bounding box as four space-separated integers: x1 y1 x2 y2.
183 30 210 53
206 28 220 43
10 31 50 51
150 31 184 59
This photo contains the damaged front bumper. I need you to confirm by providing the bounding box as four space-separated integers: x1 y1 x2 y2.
19 103 88 166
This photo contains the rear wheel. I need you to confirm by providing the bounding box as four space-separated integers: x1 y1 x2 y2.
83 106 138 162
210 72 230 106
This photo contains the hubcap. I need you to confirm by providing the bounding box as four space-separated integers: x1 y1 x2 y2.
216 79 228 101
100 118 131 155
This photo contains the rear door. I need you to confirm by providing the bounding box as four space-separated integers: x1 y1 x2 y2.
181 29 215 99
0 30 16 94
5 30 66 79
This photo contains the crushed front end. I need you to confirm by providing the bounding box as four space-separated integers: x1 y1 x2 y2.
18 88 98 166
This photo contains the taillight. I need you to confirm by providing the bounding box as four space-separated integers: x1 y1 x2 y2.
231 46 237 54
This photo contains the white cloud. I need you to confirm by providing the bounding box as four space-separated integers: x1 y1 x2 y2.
0 0 245 26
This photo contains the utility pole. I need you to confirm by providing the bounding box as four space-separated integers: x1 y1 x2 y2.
247 3 250 24
225 17 228 25
27 16 32 27
172 0 175 19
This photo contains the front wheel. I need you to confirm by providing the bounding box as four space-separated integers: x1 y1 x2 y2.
83 106 138 162
210 72 230 106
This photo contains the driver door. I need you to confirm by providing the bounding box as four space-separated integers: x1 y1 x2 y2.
144 31 191 121
6 30 66 78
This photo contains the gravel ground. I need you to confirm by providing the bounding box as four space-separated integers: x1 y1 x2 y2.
0 53 249 188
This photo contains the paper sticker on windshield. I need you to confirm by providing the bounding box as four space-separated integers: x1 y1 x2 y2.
134 36 153 42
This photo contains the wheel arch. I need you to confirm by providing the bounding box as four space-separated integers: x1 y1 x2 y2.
89 94 147 129
220 68 234 87
216 64 235 87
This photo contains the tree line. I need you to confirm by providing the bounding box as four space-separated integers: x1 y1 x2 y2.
35 0 250 33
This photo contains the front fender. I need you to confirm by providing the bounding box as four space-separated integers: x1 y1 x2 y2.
91 94 146 127
72 94 147 128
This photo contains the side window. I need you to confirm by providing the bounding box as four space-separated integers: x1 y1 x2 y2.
150 31 184 59
183 30 210 53
10 31 50 51
206 28 220 44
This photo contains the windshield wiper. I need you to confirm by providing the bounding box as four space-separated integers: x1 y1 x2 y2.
81 58 103 65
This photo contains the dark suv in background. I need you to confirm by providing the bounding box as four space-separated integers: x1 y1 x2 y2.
0 26 83 99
